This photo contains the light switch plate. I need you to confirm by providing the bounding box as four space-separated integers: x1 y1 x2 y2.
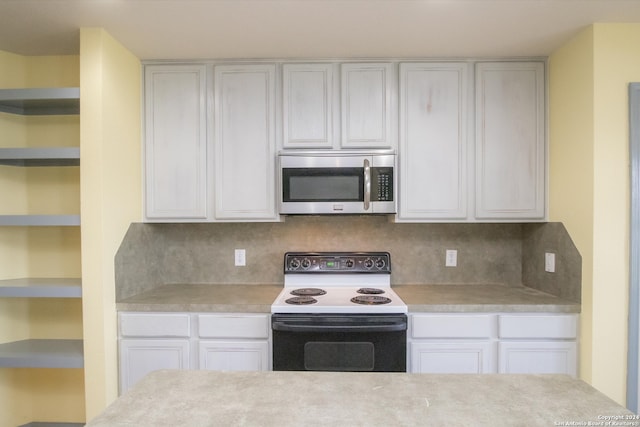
545 252 555 273
445 249 457 267
235 249 246 266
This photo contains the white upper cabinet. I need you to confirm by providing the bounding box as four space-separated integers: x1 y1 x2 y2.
142 59 546 223
398 62 469 221
341 63 395 149
214 64 278 220
475 62 545 220
282 64 334 149
144 64 207 221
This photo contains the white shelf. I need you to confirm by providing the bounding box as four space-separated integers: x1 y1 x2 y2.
0 88 80 115
0 147 79 166
0 215 80 226
0 278 81 298
0 339 83 368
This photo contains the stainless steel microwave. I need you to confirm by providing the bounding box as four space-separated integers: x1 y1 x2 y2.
278 150 396 215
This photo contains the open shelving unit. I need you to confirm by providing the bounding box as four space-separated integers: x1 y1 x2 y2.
0 88 83 373
0 278 82 298
0 278 83 370
0 87 80 115
0 339 83 368
0 147 80 167
0 89 81 229
0 215 81 226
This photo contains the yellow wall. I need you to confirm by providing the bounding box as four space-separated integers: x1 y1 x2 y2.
548 23 596 389
3 22 634 420
79 28 142 419
0 52 85 425
549 23 640 405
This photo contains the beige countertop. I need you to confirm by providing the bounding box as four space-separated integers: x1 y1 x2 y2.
87 370 629 426
117 284 282 312
395 284 580 313
117 283 579 313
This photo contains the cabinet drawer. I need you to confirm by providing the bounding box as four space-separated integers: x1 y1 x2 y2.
198 314 270 339
411 314 493 339
498 314 577 339
119 313 191 338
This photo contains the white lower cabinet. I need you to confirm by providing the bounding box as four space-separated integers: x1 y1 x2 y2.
197 313 271 372
118 312 271 394
119 339 191 393
497 314 578 376
498 341 577 376
411 341 495 374
199 341 269 371
408 313 578 376
409 314 496 374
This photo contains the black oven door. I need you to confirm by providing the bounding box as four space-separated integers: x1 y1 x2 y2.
272 314 407 372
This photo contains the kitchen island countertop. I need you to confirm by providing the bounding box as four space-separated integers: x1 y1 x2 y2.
87 369 629 426
116 283 579 313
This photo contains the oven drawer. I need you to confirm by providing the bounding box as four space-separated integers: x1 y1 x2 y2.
198 314 270 339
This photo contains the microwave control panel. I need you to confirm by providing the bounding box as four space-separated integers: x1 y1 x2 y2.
371 167 394 201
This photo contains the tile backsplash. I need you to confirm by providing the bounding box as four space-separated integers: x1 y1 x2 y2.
115 217 581 302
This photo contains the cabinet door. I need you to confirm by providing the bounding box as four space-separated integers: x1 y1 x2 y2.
283 64 334 148
498 341 577 376
119 339 190 394
341 63 394 149
144 64 207 221
410 341 495 374
398 63 469 220
475 62 545 219
214 65 277 220
199 341 269 371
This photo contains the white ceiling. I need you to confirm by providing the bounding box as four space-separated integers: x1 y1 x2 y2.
1 0 639 60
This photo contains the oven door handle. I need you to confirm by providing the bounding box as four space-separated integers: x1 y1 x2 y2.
272 321 406 333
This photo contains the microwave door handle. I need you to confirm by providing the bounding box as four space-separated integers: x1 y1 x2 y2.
364 159 371 210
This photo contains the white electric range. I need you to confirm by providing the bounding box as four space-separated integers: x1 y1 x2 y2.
271 252 408 372
271 252 407 314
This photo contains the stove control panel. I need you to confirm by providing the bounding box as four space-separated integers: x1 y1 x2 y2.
284 252 391 273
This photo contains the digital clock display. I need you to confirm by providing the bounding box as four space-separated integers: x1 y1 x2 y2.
325 261 336 268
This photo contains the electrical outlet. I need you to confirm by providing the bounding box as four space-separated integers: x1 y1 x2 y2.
235 249 246 267
445 249 457 267
545 252 555 273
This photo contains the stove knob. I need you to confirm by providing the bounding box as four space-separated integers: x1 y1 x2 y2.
301 258 311 269
345 259 355 268
364 258 374 269
289 258 301 270
375 258 386 269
